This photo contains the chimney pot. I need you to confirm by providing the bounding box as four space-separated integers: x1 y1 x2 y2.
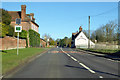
21 5 26 21
79 26 82 32
30 13 34 19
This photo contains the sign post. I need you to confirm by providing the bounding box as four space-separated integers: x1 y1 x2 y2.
15 26 22 55
17 32 19 55
15 18 21 55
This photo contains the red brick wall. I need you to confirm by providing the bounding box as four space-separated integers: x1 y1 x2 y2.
40 39 46 48
0 36 26 50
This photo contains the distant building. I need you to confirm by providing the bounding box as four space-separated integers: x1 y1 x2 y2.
40 38 46 48
8 5 39 32
71 26 95 48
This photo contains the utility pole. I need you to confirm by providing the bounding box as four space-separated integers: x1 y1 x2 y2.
88 16 90 49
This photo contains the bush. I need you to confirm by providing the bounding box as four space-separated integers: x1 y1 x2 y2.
29 29 40 47
19 30 27 39
1 9 11 25
0 23 9 37
19 30 28 48
6 25 14 37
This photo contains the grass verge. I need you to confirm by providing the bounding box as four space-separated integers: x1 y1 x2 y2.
79 48 120 54
2 47 49 75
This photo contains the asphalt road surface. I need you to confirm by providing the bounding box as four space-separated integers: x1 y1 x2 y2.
8 48 119 78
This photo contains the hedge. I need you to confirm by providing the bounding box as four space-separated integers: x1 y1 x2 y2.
29 29 40 47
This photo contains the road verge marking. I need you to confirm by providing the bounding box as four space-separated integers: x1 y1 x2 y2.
74 49 119 62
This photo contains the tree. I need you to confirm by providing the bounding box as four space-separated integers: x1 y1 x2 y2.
0 9 12 37
49 37 56 45
1 9 11 25
0 23 9 37
42 33 51 41
56 37 72 48
90 20 118 43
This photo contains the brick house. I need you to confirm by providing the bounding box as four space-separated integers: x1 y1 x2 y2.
40 38 46 47
8 5 39 47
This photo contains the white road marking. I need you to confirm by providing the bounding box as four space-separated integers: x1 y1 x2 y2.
79 63 95 74
99 76 103 78
106 58 119 62
71 57 77 61
60 48 96 74
67 54 70 56
79 49 119 62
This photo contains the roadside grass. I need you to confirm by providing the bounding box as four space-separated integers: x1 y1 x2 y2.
2 48 49 74
79 48 120 54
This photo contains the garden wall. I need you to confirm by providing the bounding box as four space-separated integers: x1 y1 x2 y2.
0 36 26 50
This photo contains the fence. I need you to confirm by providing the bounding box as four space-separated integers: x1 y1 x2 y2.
94 43 119 50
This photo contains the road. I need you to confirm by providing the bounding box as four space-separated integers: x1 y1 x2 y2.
7 48 119 78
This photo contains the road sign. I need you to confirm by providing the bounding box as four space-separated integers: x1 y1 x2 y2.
15 26 22 32
16 18 21 25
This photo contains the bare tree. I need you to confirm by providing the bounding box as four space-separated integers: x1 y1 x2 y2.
42 33 51 41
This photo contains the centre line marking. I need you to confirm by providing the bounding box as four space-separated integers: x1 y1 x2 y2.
99 76 103 78
79 63 95 73
60 48 96 74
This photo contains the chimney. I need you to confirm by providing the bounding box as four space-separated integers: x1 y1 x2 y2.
79 26 82 32
21 5 26 21
30 13 34 20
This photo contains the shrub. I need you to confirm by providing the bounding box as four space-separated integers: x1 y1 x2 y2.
19 30 27 39
0 23 9 37
29 29 40 47
6 25 14 37
1 9 11 25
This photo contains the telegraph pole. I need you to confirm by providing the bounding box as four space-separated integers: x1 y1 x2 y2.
88 16 90 49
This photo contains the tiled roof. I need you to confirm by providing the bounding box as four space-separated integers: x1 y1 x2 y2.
8 11 21 21
8 11 31 21
72 31 81 40
8 11 39 27
40 38 46 42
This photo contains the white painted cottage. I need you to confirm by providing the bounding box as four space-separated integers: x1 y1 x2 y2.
71 26 95 48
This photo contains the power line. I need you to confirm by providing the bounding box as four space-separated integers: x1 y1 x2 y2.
90 7 118 17
78 7 118 19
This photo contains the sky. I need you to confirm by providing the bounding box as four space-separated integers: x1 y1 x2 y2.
2 2 118 40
